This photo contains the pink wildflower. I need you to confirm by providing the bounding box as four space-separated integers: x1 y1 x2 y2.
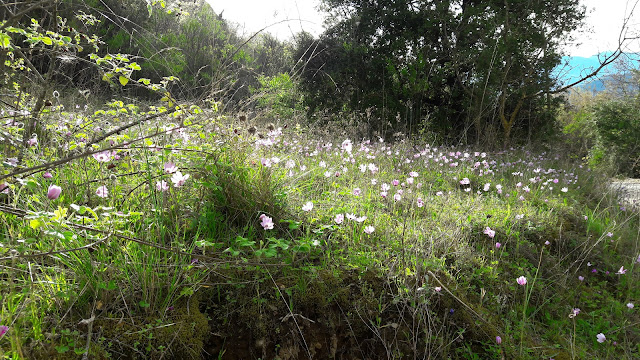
93 151 111 162
164 162 178 173
96 185 108 198
483 227 496 238
302 201 313 212
569 308 581 318
156 180 169 192
171 171 190 187
259 214 274 230
47 185 62 200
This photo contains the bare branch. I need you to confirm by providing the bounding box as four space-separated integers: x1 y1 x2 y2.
548 0 640 95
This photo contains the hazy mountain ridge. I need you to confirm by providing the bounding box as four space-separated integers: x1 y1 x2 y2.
557 52 630 92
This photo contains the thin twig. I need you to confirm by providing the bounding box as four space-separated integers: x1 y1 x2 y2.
0 232 112 261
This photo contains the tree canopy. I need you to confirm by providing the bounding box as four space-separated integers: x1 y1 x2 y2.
296 0 586 144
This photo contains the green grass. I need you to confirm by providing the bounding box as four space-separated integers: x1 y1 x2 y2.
1 102 639 359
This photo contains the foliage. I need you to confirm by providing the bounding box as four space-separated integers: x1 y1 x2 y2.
252 73 304 119
593 100 640 177
559 60 640 178
296 0 585 144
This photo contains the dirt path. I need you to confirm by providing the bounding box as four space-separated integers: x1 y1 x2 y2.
610 179 640 209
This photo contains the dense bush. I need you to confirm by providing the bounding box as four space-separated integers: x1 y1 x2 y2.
593 100 640 177
251 73 305 120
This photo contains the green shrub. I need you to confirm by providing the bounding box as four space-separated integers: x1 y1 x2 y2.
593 100 640 177
252 73 305 119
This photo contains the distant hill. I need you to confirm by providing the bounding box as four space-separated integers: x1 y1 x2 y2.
554 52 618 91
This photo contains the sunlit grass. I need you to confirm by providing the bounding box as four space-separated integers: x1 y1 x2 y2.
0 104 639 359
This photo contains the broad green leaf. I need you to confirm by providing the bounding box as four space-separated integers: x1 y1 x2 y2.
0 33 10 48
52 208 67 222
41 37 52 45
29 218 44 229
119 76 129 86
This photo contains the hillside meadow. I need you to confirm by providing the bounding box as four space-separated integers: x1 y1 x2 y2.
1 102 639 359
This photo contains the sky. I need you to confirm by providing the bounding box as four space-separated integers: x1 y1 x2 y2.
573 0 640 57
205 0 324 40
205 0 639 58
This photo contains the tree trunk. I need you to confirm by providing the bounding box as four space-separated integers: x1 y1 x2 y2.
499 92 525 148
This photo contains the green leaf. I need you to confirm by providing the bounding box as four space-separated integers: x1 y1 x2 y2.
55 345 69 354
119 76 129 86
29 218 44 229
24 178 39 190
0 33 10 48
41 36 52 45
179 287 194 297
107 280 117 291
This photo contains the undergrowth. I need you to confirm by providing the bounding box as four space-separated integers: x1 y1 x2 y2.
1 103 639 359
